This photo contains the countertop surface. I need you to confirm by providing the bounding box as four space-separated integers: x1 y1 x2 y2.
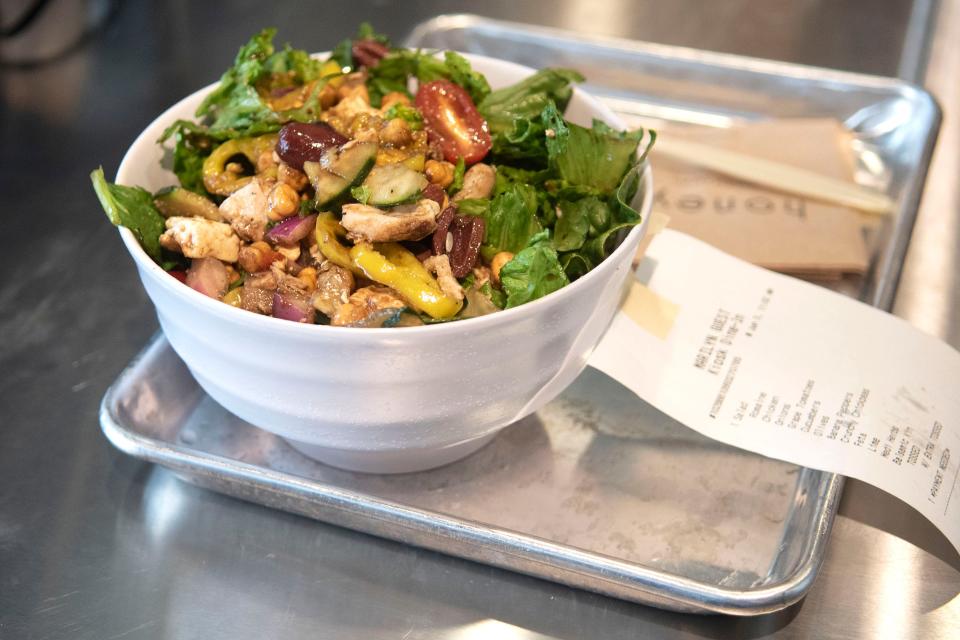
1 1 958 638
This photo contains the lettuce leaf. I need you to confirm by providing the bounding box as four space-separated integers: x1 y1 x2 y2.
554 196 608 252
90 167 166 261
500 231 569 308
476 183 543 261
195 28 325 134
478 70 583 167
158 120 231 196
447 156 465 194
549 118 644 193
366 50 490 106
479 69 583 133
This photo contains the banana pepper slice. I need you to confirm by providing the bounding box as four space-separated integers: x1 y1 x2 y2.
202 134 279 196
315 214 461 319
350 242 462 319
315 212 362 275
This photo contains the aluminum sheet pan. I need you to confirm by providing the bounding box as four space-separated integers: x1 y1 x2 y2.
100 16 938 616
102 335 842 615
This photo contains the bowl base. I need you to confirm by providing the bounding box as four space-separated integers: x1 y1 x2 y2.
284 431 498 474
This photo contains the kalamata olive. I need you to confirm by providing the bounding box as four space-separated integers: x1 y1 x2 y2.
432 206 456 256
352 39 390 68
276 122 348 170
422 183 446 208
448 215 485 278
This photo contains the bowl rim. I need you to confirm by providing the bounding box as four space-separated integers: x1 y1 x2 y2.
116 52 652 340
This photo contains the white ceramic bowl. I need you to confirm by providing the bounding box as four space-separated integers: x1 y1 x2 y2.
116 54 652 473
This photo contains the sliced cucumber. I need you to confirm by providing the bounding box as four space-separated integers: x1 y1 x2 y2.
362 163 428 206
153 187 222 221
304 140 378 208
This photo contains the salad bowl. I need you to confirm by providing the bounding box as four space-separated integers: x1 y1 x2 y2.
116 53 652 473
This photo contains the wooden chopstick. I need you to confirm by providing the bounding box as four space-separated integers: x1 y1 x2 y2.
654 137 894 215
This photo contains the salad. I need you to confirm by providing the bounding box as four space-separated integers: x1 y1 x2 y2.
92 25 654 328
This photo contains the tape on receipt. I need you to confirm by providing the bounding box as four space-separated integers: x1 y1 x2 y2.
589 229 960 552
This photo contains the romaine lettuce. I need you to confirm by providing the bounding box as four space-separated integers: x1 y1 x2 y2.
500 231 569 308
90 168 166 261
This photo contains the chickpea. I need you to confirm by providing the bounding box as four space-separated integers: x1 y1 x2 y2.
277 162 309 192
379 118 412 147
453 163 496 201
490 251 514 287
238 241 280 273
267 182 300 220
225 265 242 285
276 244 301 261
297 267 318 290
424 159 455 188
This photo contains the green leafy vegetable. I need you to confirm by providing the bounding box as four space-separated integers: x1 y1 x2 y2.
90 167 166 261
549 118 644 192
356 22 389 44
559 252 593 280
329 39 353 70
366 49 490 107
555 197 608 252
382 103 423 129
477 184 543 261
500 231 569 308
448 156 465 194
438 51 490 104
350 185 371 204
541 101 569 160
158 120 232 195
494 165 551 195
478 70 581 166
479 69 583 134
195 28 325 135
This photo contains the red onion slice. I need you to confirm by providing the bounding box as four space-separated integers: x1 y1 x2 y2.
272 291 315 323
265 214 317 246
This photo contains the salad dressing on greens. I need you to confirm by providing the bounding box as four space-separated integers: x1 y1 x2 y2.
92 24 653 327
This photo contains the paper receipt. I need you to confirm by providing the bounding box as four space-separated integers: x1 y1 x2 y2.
589 229 960 552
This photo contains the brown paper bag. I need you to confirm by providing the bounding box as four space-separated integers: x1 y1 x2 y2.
651 119 869 277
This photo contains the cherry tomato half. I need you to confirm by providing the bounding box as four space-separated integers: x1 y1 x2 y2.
415 80 491 165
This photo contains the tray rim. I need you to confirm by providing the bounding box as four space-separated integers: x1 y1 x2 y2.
407 14 940 98
101 335 844 616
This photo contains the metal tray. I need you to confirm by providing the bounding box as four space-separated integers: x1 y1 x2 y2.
103 335 842 615
100 17 938 616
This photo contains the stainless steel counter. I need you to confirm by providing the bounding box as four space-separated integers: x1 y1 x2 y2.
1 1 957 637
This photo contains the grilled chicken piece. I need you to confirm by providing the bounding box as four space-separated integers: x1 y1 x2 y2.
311 262 355 318
159 217 240 263
340 199 440 243
240 270 278 314
218 178 270 242
422 254 464 302
331 286 406 326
